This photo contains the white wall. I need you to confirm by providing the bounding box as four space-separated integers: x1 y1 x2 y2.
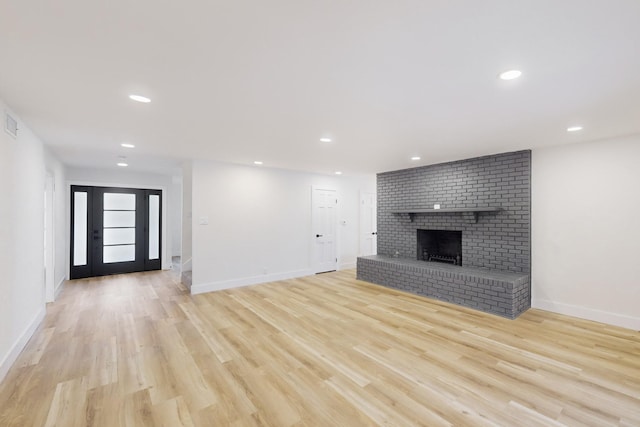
66 167 178 271
532 134 640 330
181 162 193 279
191 160 375 294
0 101 47 381
170 175 183 257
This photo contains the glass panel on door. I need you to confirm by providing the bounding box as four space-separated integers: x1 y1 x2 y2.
73 191 88 266
148 194 160 260
104 193 136 210
104 211 136 227
103 192 136 264
103 228 135 245
103 244 136 263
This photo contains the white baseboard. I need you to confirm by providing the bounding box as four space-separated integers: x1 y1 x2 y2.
191 268 313 295
0 307 46 382
54 276 65 299
533 299 640 331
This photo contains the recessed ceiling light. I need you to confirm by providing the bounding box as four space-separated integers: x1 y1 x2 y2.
498 70 522 80
411 156 421 161
254 161 263 165
335 171 343 175
129 94 151 103
117 162 128 167
567 126 583 132
121 143 135 148
320 137 332 143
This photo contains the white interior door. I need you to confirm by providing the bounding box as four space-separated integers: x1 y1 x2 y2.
312 186 337 273
359 191 377 256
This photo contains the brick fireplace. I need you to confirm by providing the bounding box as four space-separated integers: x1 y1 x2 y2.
357 150 531 318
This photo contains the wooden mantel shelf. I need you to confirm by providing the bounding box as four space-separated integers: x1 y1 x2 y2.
391 207 501 223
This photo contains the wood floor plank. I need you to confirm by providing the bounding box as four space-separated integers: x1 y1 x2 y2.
151 396 195 427
1 269 639 426
44 376 88 427
16 327 55 368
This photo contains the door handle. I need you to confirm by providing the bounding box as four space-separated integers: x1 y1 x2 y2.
372 232 377 235
316 234 323 238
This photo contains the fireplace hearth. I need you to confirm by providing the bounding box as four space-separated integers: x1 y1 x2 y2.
417 229 462 266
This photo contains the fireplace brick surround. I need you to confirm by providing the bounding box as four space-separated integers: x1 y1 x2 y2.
357 150 531 318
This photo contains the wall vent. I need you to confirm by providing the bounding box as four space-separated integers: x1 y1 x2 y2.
5 112 18 138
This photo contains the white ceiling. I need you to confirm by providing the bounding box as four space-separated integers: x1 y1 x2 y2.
1 0 639 176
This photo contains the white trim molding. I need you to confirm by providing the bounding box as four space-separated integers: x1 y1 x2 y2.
191 268 313 295
0 307 46 382
533 299 640 331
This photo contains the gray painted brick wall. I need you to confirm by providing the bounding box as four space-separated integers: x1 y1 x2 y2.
377 150 531 274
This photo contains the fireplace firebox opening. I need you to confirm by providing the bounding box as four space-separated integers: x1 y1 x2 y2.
417 229 462 266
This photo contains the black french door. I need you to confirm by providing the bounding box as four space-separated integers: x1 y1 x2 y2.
70 186 162 279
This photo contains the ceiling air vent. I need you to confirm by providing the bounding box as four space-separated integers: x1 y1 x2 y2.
5 112 18 138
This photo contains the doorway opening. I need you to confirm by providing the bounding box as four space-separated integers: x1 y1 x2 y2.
70 186 162 279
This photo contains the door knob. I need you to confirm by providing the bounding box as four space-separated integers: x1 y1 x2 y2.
316 234 323 238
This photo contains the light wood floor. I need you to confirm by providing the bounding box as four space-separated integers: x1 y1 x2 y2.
1 270 639 426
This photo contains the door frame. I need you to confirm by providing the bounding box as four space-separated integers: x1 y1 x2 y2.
67 181 169 279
